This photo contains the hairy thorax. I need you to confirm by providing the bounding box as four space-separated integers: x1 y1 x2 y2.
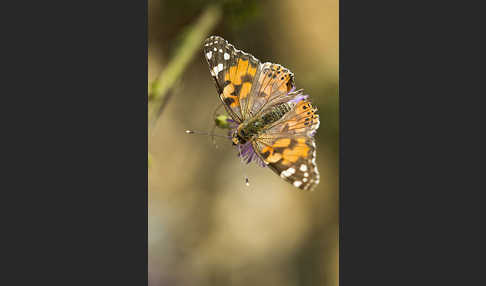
232 102 292 145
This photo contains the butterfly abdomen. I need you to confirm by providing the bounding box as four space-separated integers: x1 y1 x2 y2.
237 102 292 142
261 102 292 124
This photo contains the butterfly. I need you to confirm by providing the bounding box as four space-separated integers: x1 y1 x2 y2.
203 36 320 191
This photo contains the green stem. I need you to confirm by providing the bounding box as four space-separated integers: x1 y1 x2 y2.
148 4 222 123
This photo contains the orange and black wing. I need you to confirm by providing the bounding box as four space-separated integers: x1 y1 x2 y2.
244 62 296 118
203 36 261 123
252 97 320 191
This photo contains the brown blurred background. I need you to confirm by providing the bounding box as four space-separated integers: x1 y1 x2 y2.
148 0 338 285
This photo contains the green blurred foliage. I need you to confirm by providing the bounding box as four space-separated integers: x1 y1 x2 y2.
220 0 261 30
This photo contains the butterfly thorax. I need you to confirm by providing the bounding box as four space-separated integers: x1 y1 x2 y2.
232 102 292 145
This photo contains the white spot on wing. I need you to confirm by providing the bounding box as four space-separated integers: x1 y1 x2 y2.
213 47 217 52
304 172 309 177
217 63 223 73
224 53 230 60
219 49 223 53
300 164 307 172
303 178 308 182
206 51 212 60
293 181 302 187
213 66 218 75
280 167 296 178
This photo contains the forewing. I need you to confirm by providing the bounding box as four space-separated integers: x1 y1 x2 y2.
246 62 296 118
203 36 261 122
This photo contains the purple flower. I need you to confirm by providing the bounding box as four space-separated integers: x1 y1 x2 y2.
289 93 309 104
237 141 266 167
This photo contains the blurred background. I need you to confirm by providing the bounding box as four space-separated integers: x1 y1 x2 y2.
148 0 338 285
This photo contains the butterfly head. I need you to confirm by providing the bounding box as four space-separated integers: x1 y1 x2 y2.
231 127 247 145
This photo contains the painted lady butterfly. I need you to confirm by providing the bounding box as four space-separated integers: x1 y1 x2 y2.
203 36 320 190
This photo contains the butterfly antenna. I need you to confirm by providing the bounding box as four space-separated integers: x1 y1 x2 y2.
212 102 224 121
185 130 231 139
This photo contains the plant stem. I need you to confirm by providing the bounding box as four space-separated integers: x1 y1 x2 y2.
148 4 222 124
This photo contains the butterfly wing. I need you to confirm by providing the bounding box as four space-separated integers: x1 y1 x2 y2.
245 62 296 118
203 36 261 123
252 97 320 190
204 36 320 190
262 95 320 137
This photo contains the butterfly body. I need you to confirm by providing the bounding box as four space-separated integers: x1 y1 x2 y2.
234 102 293 145
203 36 320 191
